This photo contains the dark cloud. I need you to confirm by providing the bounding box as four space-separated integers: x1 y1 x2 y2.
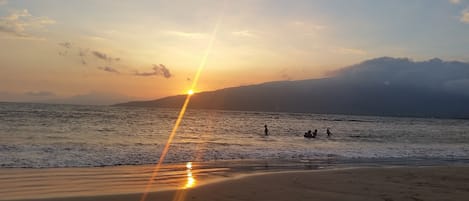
58 42 72 49
78 49 89 65
58 42 72 56
92 50 120 63
98 66 119 73
92 51 107 60
155 64 172 78
25 91 55 97
135 64 172 78
332 57 469 95
56 43 122 69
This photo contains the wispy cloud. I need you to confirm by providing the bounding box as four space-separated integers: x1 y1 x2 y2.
0 9 55 39
461 8 469 24
135 64 172 78
58 42 72 56
78 48 89 65
92 50 120 62
58 43 121 66
165 30 205 39
58 42 72 49
98 66 120 73
333 47 367 55
449 0 461 4
0 0 8 6
232 30 256 38
292 21 325 32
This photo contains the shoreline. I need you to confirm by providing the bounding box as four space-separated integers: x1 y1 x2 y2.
1 162 469 201
6 166 469 201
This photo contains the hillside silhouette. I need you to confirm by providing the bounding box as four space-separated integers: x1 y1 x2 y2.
115 57 469 118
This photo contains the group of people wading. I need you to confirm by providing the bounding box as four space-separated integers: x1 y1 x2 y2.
263 124 332 138
304 128 332 138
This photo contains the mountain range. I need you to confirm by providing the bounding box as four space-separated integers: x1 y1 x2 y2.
115 57 469 118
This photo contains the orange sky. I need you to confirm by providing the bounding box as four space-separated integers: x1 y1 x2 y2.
1 0 468 104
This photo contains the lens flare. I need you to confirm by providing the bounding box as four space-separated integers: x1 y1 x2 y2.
139 2 226 201
187 89 194 95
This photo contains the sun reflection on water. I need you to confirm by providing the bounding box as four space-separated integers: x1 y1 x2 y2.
184 162 196 189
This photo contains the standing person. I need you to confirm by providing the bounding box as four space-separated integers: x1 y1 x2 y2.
326 128 332 137
264 124 269 136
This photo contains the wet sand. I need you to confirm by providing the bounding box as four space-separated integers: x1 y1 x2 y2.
2 165 469 201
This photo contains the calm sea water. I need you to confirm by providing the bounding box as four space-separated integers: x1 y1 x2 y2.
1 102 469 168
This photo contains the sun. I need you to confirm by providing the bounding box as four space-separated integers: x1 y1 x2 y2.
187 89 194 95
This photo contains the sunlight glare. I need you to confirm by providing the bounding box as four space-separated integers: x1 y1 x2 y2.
140 2 225 201
184 162 196 189
187 89 194 96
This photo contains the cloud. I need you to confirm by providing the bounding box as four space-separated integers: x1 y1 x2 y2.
135 64 172 78
333 47 367 55
461 8 469 24
165 30 205 39
57 42 125 75
92 50 120 62
0 9 55 39
232 30 256 37
449 0 461 4
78 49 89 65
0 0 7 6
98 66 119 73
25 91 55 97
332 57 469 95
291 21 325 35
62 47 119 65
58 42 72 49
92 51 108 60
58 42 72 56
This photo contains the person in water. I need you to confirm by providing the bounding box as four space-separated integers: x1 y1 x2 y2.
326 128 332 137
304 130 315 138
264 124 269 136
313 129 318 138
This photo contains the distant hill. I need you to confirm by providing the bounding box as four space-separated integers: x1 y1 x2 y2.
115 57 469 118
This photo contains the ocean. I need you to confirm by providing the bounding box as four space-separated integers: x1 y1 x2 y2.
1 102 469 168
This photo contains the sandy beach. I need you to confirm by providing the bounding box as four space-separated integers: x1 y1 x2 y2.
3 165 469 201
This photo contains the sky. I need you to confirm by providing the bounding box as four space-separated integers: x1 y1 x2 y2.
1 0 469 104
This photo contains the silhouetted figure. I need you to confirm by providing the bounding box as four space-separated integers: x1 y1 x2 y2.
264 124 269 136
304 130 314 138
313 129 318 138
326 128 332 137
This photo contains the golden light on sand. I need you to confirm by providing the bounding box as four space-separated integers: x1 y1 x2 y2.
184 162 196 189
185 163 195 189
187 89 194 95
185 177 196 188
